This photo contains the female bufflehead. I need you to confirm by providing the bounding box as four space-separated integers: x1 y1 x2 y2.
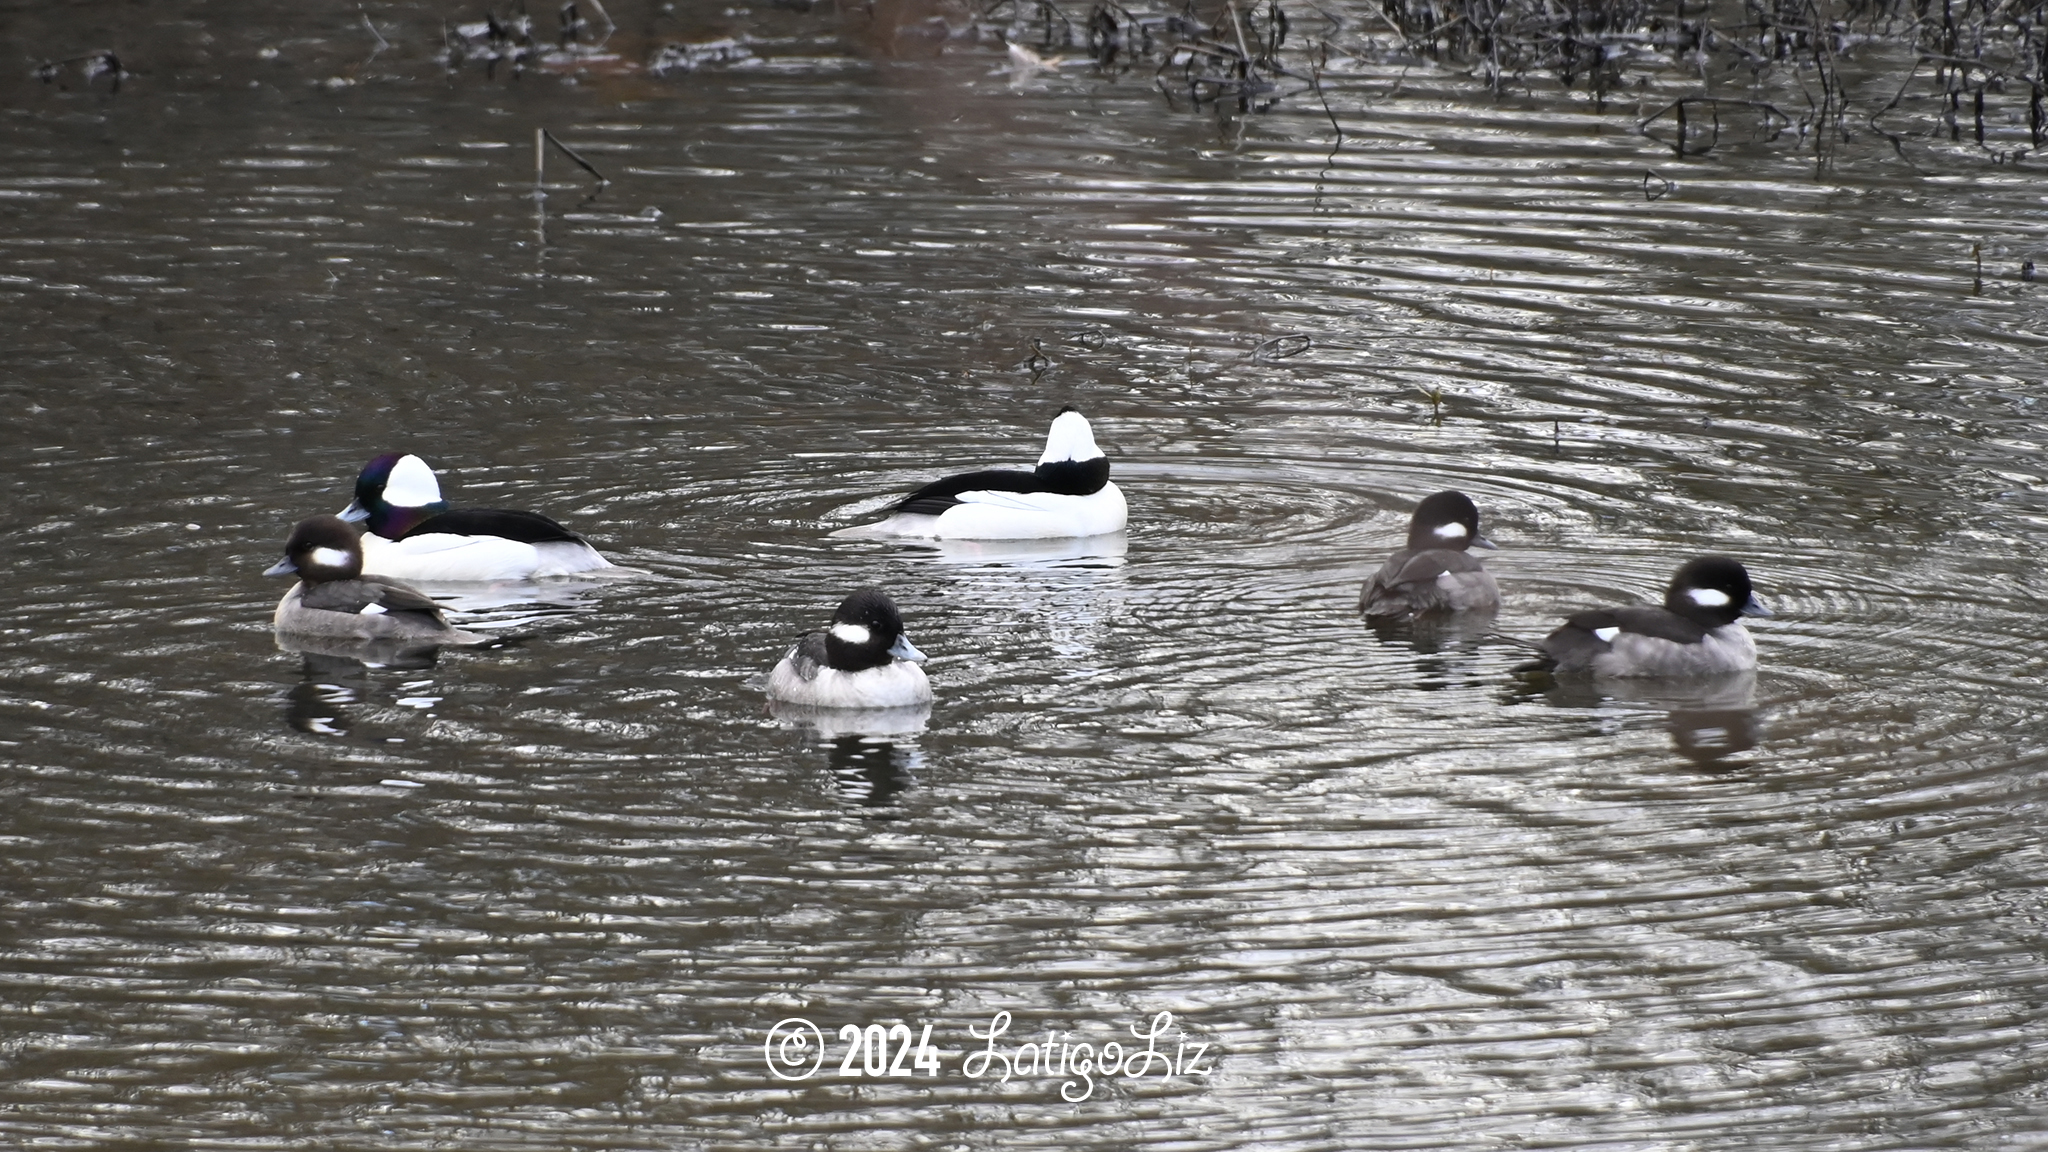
833 408 1127 540
766 587 933 709
1522 555 1771 677
339 453 612 581
266 515 487 646
1360 490 1501 618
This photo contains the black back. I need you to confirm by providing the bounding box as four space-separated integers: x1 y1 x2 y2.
401 507 589 545
1568 605 1712 646
300 575 450 625
893 456 1111 515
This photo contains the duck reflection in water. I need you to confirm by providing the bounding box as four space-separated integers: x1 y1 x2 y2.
1530 670 1762 768
1365 608 1498 657
768 701 931 807
278 638 442 739
912 531 1128 570
1362 611 1504 698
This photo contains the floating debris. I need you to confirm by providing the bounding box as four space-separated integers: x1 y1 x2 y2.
974 0 1309 112
33 51 127 93
1254 333 1314 361
648 38 757 75
444 9 541 77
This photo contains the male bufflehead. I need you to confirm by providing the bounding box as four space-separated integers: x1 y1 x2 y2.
1360 490 1502 618
339 453 612 581
1521 555 1771 677
266 515 487 646
766 587 934 709
833 408 1127 540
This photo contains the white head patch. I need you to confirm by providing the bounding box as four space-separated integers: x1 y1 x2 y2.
1592 626 1621 643
1038 410 1103 465
1687 587 1732 609
310 547 354 570
830 622 873 646
384 454 444 508
1432 521 1469 540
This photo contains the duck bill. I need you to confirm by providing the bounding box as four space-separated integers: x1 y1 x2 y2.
263 558 299 577
338 500 370 523
1740 595 1772 618
1472 534 1499 551
888 634 928 663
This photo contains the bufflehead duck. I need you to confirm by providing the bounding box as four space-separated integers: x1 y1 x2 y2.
833 408 1127 540
766 587 934 709
1360 490 1501 618
1521 555 1771 677
266 515 487 647
339 453 612 581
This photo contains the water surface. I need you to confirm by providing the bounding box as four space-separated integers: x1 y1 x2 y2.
4 3 2048 1147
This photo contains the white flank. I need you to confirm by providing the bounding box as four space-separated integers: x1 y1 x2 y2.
1432 522 1469 540
766 655 933 708
830 622 872 646
384 454 445 507
1038 410 1102 465
1687 587 1732 608
1593 626 1621 643
358 603 388 616
356 532 605 581
310 547 354 569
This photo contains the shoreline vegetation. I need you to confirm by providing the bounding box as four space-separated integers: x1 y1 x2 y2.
970 0 2048 167
34 0 2048 169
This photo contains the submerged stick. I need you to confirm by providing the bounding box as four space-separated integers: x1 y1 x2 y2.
534 128 547 248
541 129 610 190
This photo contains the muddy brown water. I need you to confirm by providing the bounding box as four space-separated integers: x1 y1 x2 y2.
4 3 2048 1148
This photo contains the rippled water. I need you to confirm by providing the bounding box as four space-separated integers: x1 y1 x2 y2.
5 2 2048 1147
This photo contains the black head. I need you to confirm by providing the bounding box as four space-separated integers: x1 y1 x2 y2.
1664 555 1770 627
1406 490 1493 552
266 515 364 583
822 586 927 672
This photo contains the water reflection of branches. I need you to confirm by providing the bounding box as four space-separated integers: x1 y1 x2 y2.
966 0 2048 166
